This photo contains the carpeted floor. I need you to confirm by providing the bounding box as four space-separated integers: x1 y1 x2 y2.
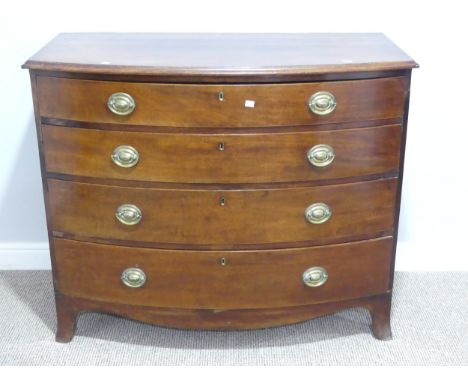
0 271 466 365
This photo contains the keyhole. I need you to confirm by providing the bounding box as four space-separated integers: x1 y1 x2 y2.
218 91 224 101
220 257 226 266
218 142 225 151
219 196 226 206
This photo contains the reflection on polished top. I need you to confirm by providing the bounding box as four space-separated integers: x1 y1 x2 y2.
22 33 418 77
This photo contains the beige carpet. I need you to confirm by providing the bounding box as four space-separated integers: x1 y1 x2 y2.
0 271 466 365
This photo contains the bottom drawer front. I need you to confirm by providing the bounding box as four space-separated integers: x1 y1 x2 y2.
54 237 393 309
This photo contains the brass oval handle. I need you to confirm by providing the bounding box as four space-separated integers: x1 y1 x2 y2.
121 267 146 288
107 92 136 116
307 144 335 167
303 266 328 287
111 145 139 168
115 204 142 226
305 202 332 224
308 91 336 115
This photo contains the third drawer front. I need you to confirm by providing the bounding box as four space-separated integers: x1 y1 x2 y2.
48 178 397 248
42 124 401 183
54 237 393 309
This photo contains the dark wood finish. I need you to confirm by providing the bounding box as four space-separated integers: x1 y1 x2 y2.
50 231 393 252
23 34 416 342
41 116 404 133
27 71 64 323
389 73 412 290
36 76 407 128
369 292 393 340
54 237 392 309
42 124 401 184
45 173 396 192
48 178 397 248
22 33 418 80
33 68 412 84
54 292 393 342
55 294 78 343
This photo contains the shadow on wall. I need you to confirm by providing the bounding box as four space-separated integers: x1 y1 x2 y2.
397 194 410 242
0 115 48 243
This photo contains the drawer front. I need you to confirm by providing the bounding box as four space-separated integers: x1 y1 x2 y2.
43 124 401 184
48 178 397 247
37 76 407 127
54 237 393 309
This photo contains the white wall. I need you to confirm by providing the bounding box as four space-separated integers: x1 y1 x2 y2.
1 0 467 270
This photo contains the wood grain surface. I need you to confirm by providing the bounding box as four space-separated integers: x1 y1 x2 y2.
54 237 392 309
22 33 417 341
42 124 401 184
36 76 407 127
47 178 397 248
23 33 418 79
54 292 393 342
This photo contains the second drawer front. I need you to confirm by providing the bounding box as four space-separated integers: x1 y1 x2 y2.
54 237 393 309
43 124 401 184
48 178 397 247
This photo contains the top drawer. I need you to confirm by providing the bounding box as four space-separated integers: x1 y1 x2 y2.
36 76 407 128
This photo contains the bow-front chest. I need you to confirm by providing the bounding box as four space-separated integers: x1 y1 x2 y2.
23 33 417 342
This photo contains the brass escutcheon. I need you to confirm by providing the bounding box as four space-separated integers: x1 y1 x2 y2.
121 267 147 288
111 145 139 168
115 204 142 226
308 91 336 115
107 92 136 115
307 144 335 167
305 202 332 224
302 266 328 287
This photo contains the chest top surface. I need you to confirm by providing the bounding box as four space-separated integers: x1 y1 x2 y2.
22 33 417 78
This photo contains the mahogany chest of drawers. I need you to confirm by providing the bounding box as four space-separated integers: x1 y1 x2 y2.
23 33 417 342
